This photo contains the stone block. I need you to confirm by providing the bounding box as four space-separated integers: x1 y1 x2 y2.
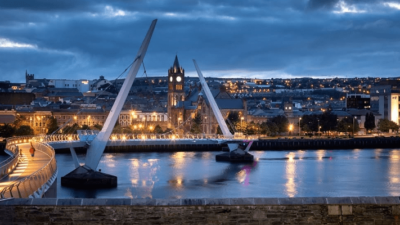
82 198 107 205
7 198 32 205
328 205 340 215
392 205 400 215
350 197 376 204
341 205 352 215
131 198 156 205
106 199 131 205
254 198 279 205
181 199 205 205
252 209 266 219
57 198 82 206
230 198 254 205
156 199 181 206
375 196 400 205
32 198 57 205
302 197 326 204
205 198 230 205
279 198 303 205
326 197 352 204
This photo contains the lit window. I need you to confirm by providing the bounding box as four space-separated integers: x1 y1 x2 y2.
176 84 182 90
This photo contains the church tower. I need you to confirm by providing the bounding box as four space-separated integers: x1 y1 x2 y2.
167 55 185 124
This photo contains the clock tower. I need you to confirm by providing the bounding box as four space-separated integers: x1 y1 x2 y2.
167 55 185 125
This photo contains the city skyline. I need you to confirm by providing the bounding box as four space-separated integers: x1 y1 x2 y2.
0 0 400 82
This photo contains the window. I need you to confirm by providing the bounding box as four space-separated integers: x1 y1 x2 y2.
176 84 182 90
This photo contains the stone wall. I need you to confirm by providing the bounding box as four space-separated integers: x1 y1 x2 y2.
1 197 400 224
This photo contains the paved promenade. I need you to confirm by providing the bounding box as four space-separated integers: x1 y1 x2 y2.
0 143 51 192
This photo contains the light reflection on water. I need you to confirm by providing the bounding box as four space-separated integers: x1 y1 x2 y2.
55 149 400 199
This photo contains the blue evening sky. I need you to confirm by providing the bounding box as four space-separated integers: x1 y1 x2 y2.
0 0 399 82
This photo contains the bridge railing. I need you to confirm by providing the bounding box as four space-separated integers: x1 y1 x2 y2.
35 133 258 142
0 136 38 179
108 133 259 140
35 133 259 143
0 141 57 199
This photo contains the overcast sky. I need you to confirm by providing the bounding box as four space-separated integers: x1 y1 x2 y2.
0 0 400 82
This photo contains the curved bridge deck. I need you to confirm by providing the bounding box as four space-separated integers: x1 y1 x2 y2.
0 143 51 193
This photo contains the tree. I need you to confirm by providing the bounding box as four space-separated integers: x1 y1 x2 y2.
378 119 399 133
337 117 359 135
266 121 279 136
270 115 289 133
319 111 338 132
260 122 270 135
364 112 376 133
62 123 80 134
390 121 400 133
14 125 33 136
154 125 163 134
164 128 173 134
301 114 318 133
92 124 103 131
245 121 258 135
81 125 91 130
190 113 202 134
227 111 240 124
46 116 59 134
13 115 29 129
0 123 15 137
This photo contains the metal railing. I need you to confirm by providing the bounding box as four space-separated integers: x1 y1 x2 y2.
0 141 57 198
0 137 23 179
39 133 259 142
0 136 37 178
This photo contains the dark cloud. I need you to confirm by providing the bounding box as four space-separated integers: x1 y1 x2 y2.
0 0 400 82
307 0 339 10
0 0 93 12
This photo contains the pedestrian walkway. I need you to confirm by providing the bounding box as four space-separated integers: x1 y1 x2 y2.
0 143 51 192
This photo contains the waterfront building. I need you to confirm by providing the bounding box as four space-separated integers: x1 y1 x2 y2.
17 108 52 135
346 93 370 109
53 108 109 128
119 110 168 131
370 85 400 124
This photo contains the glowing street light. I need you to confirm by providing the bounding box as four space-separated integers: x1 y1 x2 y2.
353 116 357 137
241 116 244 132
299 118 302 136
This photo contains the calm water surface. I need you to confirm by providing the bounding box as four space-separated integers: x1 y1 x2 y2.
55 149 400 198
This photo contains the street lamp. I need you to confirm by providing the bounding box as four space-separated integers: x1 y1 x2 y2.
299 118 302 136
353 116 357 137
317 119 320 136
289 124 293 135
241 116 244 132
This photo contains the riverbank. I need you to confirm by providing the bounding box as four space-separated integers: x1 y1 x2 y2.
2 136 400 153
77 136 400 153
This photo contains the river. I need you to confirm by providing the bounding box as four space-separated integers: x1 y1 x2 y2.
55 148 400 199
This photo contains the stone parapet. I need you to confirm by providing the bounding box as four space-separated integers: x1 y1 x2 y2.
1 196 399 206
1 197 400 224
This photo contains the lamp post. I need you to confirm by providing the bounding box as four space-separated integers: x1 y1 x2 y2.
317 119 320 137
353 116 357 137
241 116 244 132
299 117 302 136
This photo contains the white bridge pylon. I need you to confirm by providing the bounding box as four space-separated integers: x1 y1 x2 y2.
84 19 157 170
193 60 234 139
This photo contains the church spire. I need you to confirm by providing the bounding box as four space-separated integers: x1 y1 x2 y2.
173 55 180 71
